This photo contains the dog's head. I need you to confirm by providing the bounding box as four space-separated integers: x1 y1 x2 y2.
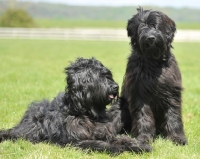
127 7 176 60
65 57 118 118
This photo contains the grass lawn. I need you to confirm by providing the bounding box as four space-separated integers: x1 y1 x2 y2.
35 19 200 30
0 39 199 159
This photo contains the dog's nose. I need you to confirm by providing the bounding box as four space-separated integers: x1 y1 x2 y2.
112 84 119 92
147 36 155 44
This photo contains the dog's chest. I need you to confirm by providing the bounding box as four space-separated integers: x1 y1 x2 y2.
126 57 165 100
125 55 181 104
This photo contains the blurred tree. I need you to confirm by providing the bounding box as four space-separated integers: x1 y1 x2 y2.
0 8 37 27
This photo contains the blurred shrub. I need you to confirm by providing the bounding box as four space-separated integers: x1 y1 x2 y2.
0 8 37 27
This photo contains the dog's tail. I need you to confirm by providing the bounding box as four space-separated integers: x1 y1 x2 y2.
0 129 13 142
0 128 23 143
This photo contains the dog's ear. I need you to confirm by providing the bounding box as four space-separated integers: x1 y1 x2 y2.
161 13 176 45
127 18 139 46
126 18 137 37
127 7 147 46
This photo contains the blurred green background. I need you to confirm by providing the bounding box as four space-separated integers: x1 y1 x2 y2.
0 0 200 29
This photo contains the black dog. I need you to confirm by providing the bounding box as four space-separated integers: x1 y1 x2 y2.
120 7 187 145
0 57 151 154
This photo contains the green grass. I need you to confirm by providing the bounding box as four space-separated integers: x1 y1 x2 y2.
0 39 200 159
177 22 200 30
35 19 200 29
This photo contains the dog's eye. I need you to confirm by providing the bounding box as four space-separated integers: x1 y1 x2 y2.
104 75 112 80
106 75 111 79
139 23 146 29
140 23 145 27
149 24 156 29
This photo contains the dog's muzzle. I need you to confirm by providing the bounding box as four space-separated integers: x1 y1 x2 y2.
146 35 156 45
109 83 119 100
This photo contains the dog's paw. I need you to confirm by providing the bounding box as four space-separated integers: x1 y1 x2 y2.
136 134 154 144
128 142 152 153
139 143 152 152
122 138 152 153
170 135 188 145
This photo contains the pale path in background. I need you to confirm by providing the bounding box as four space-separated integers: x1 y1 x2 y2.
0 28 200 42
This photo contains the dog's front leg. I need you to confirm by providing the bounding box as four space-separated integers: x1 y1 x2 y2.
162 106 187 145
92 123 116 142
107 100 129 134
130 103 156 144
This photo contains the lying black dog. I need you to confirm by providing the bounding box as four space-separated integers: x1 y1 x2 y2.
120 7 187 145
0 57 151 154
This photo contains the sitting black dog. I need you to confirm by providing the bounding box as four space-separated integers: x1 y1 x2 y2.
0 57 151 154
120 7 187 145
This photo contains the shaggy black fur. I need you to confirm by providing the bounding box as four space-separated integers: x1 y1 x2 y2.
120 7 187 145
0 57 151 154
